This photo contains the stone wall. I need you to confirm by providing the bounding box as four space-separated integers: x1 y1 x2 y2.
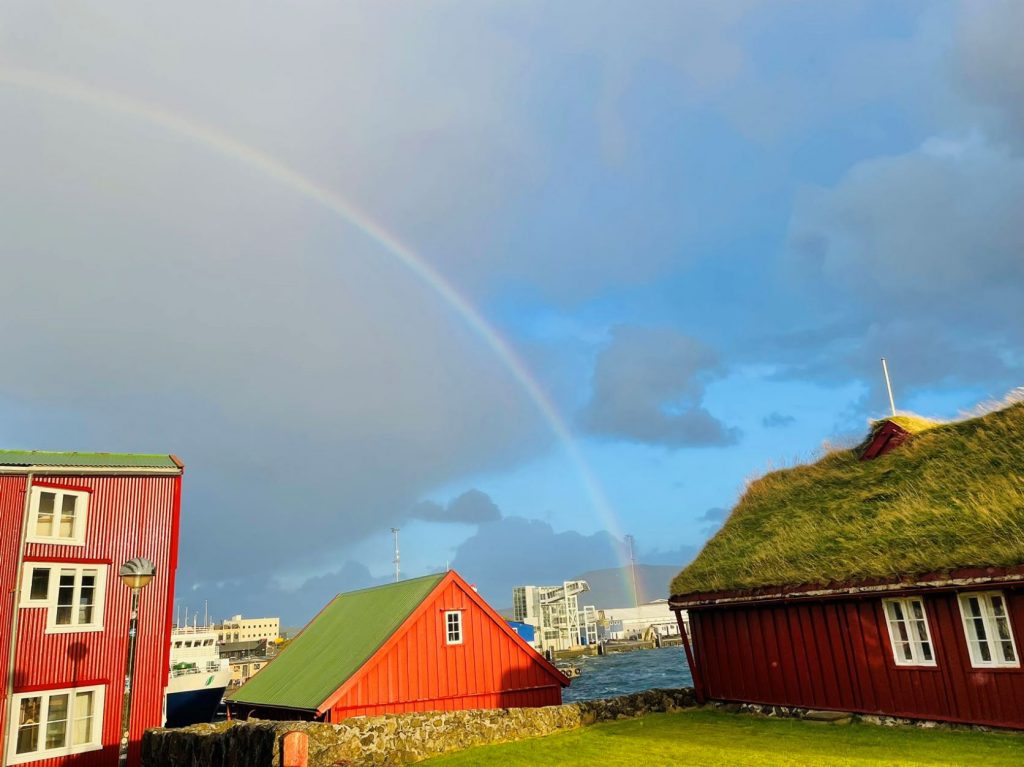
141 688 697 767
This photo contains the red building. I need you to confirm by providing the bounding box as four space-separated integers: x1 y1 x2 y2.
670 404 1024 729
228 571 569 720
0 451 183 766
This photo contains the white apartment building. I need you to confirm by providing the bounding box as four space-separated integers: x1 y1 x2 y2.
512 581 598 653
217 614 280 644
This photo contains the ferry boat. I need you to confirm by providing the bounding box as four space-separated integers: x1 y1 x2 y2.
164 625 231 727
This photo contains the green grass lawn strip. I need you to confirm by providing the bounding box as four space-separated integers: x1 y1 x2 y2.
420 709 1024 766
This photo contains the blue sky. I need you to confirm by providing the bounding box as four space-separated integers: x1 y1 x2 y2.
1 1 1021 623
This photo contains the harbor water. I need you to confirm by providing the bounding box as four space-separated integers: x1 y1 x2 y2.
561 646 693 702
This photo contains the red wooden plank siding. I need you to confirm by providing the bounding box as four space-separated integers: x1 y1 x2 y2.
690 587 1024 728
328 578 563 720
0 471 180 766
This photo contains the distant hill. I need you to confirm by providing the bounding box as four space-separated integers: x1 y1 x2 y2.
572 564 680 608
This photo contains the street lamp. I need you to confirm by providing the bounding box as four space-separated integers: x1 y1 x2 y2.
118 557 156 767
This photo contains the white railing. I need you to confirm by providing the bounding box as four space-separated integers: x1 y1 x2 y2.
169 660 226 679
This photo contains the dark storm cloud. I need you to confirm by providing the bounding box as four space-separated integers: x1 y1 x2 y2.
697 506 729 537
198 561 391 627
0 2 768 610
580 326 740 448
411 489 502 525
762 412 796 429
448 517 624 603
772 3 1024 410
953 0 1024 150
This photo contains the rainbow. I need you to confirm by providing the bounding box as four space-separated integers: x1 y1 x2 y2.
0 68 635 572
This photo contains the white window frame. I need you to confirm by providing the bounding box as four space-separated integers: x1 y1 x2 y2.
882 598 936 667
444 610 463 646
19 563 108 634
25 487 89 546
958 591 1020 669
6 684 105 765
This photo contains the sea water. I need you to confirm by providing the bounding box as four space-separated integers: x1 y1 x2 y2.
561 646 693 702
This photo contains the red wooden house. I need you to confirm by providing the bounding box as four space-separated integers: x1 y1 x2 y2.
669 405 1024 728
227 571 569 720
0 451 183 766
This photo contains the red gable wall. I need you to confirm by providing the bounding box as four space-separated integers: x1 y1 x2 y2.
323 573 566 720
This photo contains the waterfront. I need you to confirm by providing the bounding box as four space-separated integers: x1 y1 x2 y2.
562 646 693 702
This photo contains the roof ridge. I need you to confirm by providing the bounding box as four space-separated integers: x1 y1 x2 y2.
330 572 446 600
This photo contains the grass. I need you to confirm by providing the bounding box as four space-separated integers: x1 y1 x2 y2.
671 401 1024 596
419 709 1024 767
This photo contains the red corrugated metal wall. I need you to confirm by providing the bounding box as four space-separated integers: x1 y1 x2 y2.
690 587 1024 728
328 577 564 719
0 472 180 766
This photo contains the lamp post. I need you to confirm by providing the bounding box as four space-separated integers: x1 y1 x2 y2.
118 557 156 767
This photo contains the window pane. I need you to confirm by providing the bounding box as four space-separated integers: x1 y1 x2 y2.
17 698 41 754
73 692 94 746
79 571 96 625
36 492 56 536
59 495 77 537
967 597 983 619
56 571 76 625
45 694 69 749
30 568 50 601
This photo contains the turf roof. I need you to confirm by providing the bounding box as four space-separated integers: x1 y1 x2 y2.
672 403 1024 598
228 573 446 711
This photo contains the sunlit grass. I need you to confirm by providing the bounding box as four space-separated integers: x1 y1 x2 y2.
420 709 1024 767
672 401 1024 596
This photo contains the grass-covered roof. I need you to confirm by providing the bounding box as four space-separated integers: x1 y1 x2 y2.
672 402 1024 598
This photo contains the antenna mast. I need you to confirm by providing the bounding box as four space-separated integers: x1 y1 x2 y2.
625 534 640 610
881 357 897 417
391 527 401 583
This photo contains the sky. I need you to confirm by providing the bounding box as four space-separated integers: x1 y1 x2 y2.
1 1 1022 625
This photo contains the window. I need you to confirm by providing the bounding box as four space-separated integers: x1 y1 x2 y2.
959 592 1019 668
6 686 104 764
882 598 936 666
445 611 463 645
20 564 107 633
26 487 89 546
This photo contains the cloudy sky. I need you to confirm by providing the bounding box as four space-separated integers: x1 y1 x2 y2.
1 1 1021 624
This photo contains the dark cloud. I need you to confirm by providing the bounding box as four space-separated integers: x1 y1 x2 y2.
762 412 796 428
785 139 1024 410
953 1 1024 150
411 489 501 525
197 561 390 627
697 506 729 537
580 326 740 448
449 517 625 605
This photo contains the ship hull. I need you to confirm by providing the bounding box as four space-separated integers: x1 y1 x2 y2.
165 684 227 727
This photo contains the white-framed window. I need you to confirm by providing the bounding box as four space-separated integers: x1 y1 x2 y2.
26 487 89 546
882 598 936 666
444 611 463 645
6 685 105 765
20 564 107 633
959 591 1019 668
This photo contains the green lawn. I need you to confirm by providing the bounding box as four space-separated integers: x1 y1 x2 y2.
420 709 1024 767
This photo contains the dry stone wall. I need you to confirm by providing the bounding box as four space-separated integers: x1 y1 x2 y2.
142 687 697 767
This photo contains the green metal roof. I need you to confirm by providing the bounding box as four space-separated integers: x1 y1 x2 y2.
229 573 446 711
0 450 179 469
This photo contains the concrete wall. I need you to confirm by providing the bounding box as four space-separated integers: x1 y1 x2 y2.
142 687 697 767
